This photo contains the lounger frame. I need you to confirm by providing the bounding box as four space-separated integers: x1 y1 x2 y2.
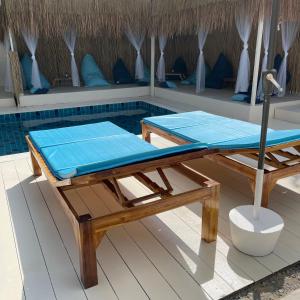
26 135 220 289
142 121 300 207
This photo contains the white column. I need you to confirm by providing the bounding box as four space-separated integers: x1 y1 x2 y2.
8 28 14 51
150 35 155 97
250 13 264 106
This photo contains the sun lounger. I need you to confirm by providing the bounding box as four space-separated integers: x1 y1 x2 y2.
26 121 220 289
142 111 300 207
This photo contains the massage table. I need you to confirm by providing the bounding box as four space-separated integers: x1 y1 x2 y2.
26 121 220 289
142 111 300 207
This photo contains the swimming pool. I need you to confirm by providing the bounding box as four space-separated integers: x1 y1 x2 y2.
0 101 173 156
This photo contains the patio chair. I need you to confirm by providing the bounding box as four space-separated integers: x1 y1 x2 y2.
26 121 220 289
142 111 300 208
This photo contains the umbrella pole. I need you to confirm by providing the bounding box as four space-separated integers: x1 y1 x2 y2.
253 0 280 218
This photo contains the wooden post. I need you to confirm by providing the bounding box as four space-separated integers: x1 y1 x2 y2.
250 11 264 106
201 184 220 242
31 152 42 176
261 174 276 208
78 215 98 289
142 123 151 142
150 35 155 97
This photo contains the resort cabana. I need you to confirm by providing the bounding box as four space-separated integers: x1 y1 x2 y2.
0 0 300 117
1 1 300 299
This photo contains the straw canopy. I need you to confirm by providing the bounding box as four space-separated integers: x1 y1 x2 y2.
1 0 300 39
1 0 300 94
1 0 151 38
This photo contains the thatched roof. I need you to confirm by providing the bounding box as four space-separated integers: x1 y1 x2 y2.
1 0 151 38
1 0 300 40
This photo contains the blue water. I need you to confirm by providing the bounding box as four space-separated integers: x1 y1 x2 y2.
0 101 173 156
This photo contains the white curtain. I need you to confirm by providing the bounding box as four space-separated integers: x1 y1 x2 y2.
157 35 167 82
196 30 208 93
235 11 252 93
22 30 42 89
125 28 145 80
277 21 299 97
64 29 80 87
4 32 13 93
257 17 271 100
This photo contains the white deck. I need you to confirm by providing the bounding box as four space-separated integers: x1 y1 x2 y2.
1 133 300 300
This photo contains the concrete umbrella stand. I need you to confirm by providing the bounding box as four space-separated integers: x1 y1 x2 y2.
229 0 284 257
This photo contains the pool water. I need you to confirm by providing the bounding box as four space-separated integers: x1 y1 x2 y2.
0 101 173 156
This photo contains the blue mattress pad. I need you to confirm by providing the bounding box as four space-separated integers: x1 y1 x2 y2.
29 121 208 179
144 111 300 149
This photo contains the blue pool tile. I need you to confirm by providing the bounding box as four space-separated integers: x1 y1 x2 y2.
0 101 174 156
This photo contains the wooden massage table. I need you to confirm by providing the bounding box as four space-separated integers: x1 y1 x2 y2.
142 111 300 207
26 121 220 289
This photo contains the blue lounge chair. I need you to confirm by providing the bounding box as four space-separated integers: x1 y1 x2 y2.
142 111 300 207
26 121 220 289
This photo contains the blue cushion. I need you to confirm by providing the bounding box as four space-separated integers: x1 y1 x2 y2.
144 111 300 150
20 53 51 91
144 111 270 144
231 94 249 102
30 87 49 94
29 121 207 179
209 129 300 150
113 58 134 84
206 53 233 89
29 121 129 148
181 64 211 86
159 81 177 89
81 54 110 87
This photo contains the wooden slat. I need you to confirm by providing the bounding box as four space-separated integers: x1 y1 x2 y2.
15 159 88 300
0 166 25 300
32 164 120 300
92 183 232 300
1 161 56 300
92 187 214 233
1 136 299 300
76 185 182 300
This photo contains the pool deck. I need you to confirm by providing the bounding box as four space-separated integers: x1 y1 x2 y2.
0 98 299 300
1 129 300 300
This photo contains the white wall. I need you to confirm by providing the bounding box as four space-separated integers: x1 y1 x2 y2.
0 42 6 87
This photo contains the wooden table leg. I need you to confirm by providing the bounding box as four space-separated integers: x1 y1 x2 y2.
201 184 220 242
142 125 151 142
261 175 276 208
78 215 98 289
30 152 42 176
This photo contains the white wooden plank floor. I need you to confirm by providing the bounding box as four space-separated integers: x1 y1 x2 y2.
0 135 299 300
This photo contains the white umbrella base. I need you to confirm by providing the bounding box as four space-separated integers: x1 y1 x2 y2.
229 205 284 256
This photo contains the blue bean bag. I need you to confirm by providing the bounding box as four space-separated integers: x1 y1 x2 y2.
81 54 110 87
159 81 177 89
206 53 233 89
172 56 188 77
181 63 212 85
20 53 51 93
232 82 262 104
113 58 134 84
166 56 188 80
